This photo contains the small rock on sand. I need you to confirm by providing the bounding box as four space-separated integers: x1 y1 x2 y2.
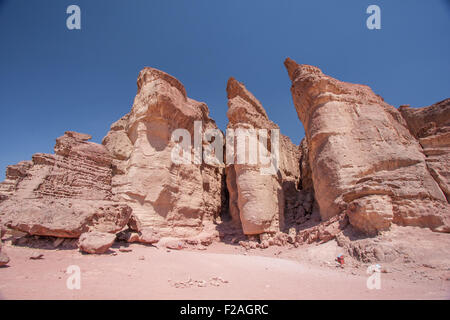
0 250 10 266
29 253 44 260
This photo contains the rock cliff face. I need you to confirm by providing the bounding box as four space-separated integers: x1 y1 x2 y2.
0 132 131 238
102 68 226 238
225 77 302 235
399 99 450 203
284 57 449 234
0 63 448 244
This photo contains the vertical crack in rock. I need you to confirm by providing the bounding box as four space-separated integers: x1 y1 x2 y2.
284 57 449 234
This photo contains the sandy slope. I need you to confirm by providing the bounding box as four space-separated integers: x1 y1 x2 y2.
0 240 448 300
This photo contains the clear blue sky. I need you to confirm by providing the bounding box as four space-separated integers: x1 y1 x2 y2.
1 0 449 180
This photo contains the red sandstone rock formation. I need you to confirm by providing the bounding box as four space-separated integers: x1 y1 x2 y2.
399 99 450 203
0 63 448 246
225 77 303 235
284 57 449 234
0 132 131 238
102 68 226 238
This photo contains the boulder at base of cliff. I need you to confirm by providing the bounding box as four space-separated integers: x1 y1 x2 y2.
78 231 116 254
0 238 9 267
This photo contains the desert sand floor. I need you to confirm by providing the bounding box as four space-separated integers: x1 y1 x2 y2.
0 241 449 300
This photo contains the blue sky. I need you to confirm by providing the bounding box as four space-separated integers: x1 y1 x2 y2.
0 0 449 180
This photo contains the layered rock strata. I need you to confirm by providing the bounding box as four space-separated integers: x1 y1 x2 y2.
0 132 131 237
399 99 450 203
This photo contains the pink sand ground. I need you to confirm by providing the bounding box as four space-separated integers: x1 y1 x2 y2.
1 240 448 300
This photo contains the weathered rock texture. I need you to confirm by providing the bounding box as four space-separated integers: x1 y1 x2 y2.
102 68 226 238
78 231 116 254
0 132 131 237
285 57 449 234
1 63 448 244
225 77 302 235
399 99 450 203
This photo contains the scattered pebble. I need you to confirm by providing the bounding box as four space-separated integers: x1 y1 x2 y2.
197 280 207 287
29 253 44 260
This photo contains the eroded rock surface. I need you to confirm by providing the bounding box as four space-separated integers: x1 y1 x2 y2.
78 231 116 254
284 57 449 234
399 99 450 203
0 132 132 238
1 63 447 245
102 68 226 238
337 225 450 265
225 77 302 235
